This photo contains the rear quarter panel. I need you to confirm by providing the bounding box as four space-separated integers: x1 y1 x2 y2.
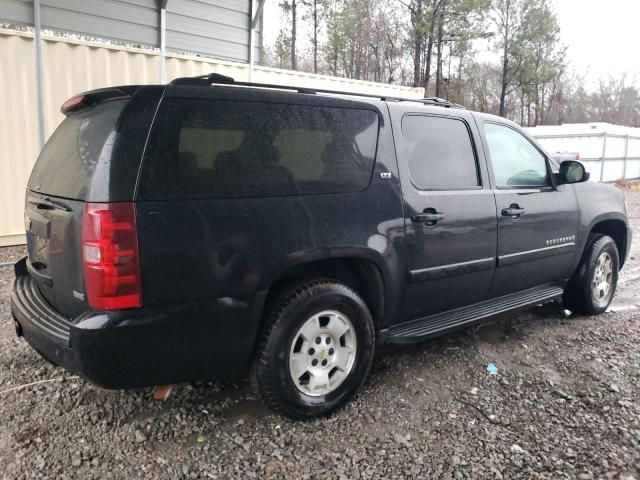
87 87 164 202
135 104 406 332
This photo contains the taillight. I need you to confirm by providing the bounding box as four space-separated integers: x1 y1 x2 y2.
82 202 142 310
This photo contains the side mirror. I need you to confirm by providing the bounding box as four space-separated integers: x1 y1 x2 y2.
559 160 589 184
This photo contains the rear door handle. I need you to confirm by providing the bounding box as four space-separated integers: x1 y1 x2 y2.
411 212 445 225
501 204 525 218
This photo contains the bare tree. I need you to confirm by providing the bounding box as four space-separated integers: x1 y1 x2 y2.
280 0 299 70
263 0 640 128
302 0 326 74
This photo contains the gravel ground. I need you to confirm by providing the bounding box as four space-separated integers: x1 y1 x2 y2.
1 190 639 480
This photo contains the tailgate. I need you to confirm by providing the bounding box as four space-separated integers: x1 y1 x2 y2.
24 97 131 317
25 191 87 317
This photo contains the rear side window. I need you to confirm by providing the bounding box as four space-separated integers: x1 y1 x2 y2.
28 99 127 199
401 115 479 190
138 99 379 200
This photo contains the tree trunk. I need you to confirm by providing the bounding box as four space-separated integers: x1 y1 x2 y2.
313 0 318 74
435 2 445 97
423 39 434 94
412 0 423 87
291 0 297 70
422 12 435 96
446 45 452 99
457 53 464 103
499 50 509 116
499 61 509 116
538 85 546 125
498 2 510 117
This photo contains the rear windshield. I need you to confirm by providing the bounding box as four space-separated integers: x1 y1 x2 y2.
28 99 127 199
138 99 379 200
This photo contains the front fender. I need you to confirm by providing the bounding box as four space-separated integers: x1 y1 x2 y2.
573 181 631 266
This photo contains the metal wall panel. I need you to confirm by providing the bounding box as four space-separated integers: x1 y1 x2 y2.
40 0 159 46
533 133 640 182
166 0 252 62
0 31 39 246
1 0 255 63
1 0 32 24
0 29 424 245
1 0 159 45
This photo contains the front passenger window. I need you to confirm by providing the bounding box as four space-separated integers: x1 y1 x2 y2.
484 123 549 187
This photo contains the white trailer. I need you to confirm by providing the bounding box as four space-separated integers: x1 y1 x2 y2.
526 122 640 182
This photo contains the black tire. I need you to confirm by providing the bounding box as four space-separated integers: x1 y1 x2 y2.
251 280 375 420
563 234 619 315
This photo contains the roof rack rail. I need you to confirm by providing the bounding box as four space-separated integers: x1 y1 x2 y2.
387 96 465 109
168 73 465 109
410 97 466 109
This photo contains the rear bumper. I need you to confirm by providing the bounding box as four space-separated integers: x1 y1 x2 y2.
11 258 265 389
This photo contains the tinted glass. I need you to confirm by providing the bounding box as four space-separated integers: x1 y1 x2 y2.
484 123 549 187
402 115 479 189
139 99 379 199
28 99 127 199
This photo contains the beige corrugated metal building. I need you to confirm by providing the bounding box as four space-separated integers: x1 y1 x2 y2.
0 28 424 246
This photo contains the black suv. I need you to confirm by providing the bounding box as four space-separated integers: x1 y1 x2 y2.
11 74 632 419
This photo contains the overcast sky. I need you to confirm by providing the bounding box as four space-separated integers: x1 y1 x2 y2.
262 0 640 86
551 0 640 82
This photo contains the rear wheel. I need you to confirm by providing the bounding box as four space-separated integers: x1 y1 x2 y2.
251 280 375 420
563 234 619 315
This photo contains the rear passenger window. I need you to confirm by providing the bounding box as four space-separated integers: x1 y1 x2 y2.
402 115 479 190
138 99 379 199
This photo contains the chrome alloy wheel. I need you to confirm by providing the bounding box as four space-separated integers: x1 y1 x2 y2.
288 310 357 396
592 251 614 304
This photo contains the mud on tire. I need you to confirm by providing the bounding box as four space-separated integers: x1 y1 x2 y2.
563 234 619 316
251 280 375 420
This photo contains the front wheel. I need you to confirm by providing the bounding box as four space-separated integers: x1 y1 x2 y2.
251 280 375 420
563 234 619 315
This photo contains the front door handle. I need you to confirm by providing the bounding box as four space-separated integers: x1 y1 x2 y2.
411 211 445 225
501 204 525 218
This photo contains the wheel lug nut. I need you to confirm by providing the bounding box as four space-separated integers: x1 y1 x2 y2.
312 359 318 366
329 348 334 355
308 348 315 355
315 337 321 345
322 359 328 366
326 337 331 344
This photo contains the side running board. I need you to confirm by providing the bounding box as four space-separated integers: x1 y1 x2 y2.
385 285 564 344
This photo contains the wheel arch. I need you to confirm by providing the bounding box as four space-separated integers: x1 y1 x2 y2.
264 254 387 325
587 215 629 267
252 248 397 352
